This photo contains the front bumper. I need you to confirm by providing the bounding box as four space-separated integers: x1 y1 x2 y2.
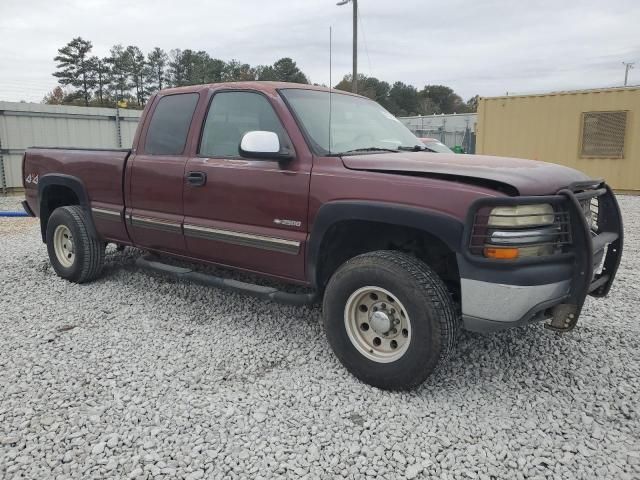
459 181 623 332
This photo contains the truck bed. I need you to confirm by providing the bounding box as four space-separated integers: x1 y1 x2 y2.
23 147 131 216
23 147 132 245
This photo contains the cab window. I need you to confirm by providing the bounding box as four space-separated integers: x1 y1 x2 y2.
199 91 287 157
145 93 199 155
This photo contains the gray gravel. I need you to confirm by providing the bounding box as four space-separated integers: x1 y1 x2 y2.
0 194 639 480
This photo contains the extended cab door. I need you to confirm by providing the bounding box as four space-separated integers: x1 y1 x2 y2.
126 92 199 254
182 89 311 282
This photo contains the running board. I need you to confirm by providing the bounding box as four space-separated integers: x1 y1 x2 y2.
135 256 319 306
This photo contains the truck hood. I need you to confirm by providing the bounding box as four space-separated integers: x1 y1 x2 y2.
341 152 591 196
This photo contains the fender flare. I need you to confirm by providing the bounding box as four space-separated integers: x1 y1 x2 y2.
306 200 464 287
37 173 98 242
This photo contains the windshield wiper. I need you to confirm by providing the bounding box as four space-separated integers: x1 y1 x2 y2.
338 147 401 155
397 145 426 151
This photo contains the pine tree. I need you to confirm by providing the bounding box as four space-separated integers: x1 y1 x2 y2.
87 56 110 105
145 47 168 95
52 37 96 106
105 45 131 104
125 46 146 106
167 49 186 87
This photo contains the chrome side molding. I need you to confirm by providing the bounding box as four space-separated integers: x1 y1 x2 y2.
184 224 300 255
98 209 301 254
91 207 122 221
129 215 182 234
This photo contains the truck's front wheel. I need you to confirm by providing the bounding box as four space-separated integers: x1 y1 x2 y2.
46 206 105 283
323 250 459 390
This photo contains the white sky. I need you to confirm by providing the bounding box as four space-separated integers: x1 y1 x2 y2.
0 0 638 103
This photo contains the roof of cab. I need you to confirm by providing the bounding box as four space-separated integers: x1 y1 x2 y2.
156 81 364 98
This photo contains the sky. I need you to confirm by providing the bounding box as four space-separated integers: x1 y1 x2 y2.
0 0 638 103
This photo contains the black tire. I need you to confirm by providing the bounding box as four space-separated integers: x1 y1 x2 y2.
46 205 105 283
323 250 459 390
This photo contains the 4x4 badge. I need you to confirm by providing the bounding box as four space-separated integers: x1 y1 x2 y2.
25 174 39 185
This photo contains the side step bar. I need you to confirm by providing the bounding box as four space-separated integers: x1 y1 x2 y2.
135 256 319 306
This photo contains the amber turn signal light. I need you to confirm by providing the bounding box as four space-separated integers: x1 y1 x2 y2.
483 247 520 260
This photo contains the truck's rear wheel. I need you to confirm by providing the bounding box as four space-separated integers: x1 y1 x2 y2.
323 250 459 390
46 206 105 283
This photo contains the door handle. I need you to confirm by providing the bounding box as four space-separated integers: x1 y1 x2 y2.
186 171 207 186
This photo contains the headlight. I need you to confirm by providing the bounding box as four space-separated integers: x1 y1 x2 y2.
488 203 555 227
470 202 570 260
489 226 561 245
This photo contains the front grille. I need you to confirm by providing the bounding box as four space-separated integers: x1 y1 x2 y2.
580 197 599 234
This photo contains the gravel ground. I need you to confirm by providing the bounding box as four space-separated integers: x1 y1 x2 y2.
0 195 639 480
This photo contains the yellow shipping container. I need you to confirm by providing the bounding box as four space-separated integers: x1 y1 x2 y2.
476 86 640 192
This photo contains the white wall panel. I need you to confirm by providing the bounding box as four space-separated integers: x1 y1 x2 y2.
0 101 142 190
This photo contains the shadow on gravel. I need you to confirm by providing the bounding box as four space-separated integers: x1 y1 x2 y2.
100 247 316 295
67 246 593 394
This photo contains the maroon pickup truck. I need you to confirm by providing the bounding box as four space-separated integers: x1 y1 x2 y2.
22 82 623 389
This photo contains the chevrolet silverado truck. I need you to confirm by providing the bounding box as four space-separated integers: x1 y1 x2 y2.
22 82 623 390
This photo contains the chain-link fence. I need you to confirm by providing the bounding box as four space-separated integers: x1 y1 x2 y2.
410 128 476 154
398 114 477 154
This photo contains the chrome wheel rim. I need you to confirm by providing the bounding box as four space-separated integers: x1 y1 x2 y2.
344 286 411 363
53 225 75 268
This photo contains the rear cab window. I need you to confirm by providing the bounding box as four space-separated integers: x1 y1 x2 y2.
145 93 199 155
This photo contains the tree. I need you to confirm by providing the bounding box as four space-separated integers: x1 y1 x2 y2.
416 96 438 115
145 47 168 95
257 58 308 84
204 58 226 83
189 50 207 84
42 86 66 105
87 56 110 105
335 75 473 116
178 49 198 85
466 94 480 113
52 37 96 106
45 36 481 115
125 45 146 106
419 85 468 114
166 50 228 86
255 64 275 81
223 60 255 82
336 74 391 108
388 81 420 116
222 60 256 82
106 44 133 104
167 49 186 87
192 51 225 84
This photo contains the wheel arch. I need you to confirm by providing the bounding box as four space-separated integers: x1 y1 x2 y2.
37 174 98 242
307 201 464 290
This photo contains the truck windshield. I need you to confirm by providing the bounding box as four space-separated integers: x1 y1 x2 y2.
280 89 423 156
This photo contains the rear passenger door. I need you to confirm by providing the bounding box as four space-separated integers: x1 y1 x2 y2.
182 90 311 281
126 92 199 254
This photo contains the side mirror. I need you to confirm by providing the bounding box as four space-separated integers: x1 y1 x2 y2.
239 131 292 160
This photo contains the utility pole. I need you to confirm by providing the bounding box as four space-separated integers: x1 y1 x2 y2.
337 0 357 94
623 62 634 86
